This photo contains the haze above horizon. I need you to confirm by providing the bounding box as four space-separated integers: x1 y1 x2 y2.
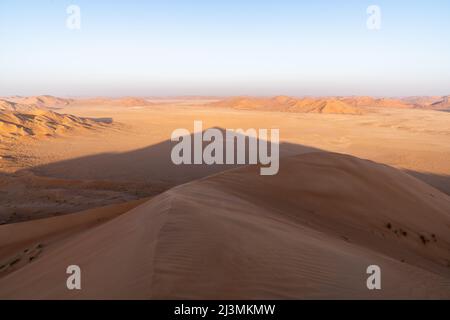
0 0 449 97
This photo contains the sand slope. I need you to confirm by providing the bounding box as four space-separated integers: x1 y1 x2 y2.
428 96 450 110
0 198 149 278
0 152 449 299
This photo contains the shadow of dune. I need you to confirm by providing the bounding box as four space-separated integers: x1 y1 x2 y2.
0 129 320 223
26 129 321 186
16 128 450 195
2 128 450 224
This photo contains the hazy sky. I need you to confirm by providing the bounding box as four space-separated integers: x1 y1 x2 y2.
0 0 449 97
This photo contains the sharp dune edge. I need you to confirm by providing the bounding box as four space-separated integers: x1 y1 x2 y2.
1 152 449 299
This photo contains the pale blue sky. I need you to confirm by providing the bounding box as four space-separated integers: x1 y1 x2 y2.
0 0 449 97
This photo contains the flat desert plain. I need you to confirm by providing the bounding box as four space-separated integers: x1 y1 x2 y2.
0 97 450 299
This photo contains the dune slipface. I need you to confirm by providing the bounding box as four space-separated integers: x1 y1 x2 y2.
0 152 449 299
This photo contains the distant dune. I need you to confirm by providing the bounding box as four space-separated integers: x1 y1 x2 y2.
3 96 154 109
336 96 450 110
70 97 153 107
0 99 41 113
1 97 450 299
211 95 450 113
5 95 73 109
3 95 450 113
0 104 110 140
1 152 449 299
427 96 450 110
212 96 365 115
342 97 415 109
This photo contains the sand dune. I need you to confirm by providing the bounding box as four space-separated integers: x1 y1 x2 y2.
0 106 111 140
0 198 148 278
70 97 153 108
2 98 450 223
0 99 40 113
4 95 73 109
212 95 450 113
212 96 364 114
403 96 443 107
428 96 450 110
1 96 450 299
2 96 153 111
1 152 449 299
332 96 450 110
400 96 450 110
342 97 415 109
4 95 450 113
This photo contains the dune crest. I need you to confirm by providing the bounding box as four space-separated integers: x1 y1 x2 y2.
1 152 449 299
